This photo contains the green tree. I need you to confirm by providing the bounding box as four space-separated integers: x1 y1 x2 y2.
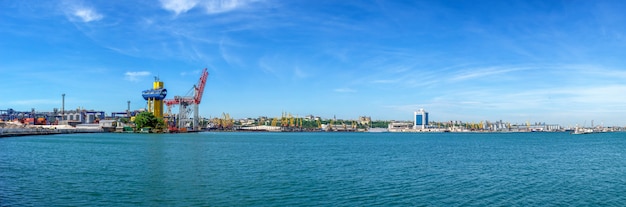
370 121 390 128
301 120 319 129
119 117 129 124
134 111 166 131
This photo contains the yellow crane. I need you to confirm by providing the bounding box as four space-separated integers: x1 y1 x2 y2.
280 112 288 127
220 112 233 129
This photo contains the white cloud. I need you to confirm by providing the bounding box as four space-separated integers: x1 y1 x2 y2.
334 88 357 93
60 0 103 23
159 0 256 15
125 71 151 81
73 7 103 22
160 0 198 15
204 0 246 14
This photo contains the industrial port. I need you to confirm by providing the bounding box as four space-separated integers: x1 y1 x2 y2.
1 68 623 137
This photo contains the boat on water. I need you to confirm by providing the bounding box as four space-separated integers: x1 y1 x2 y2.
571 127 594 135
367 128 389 133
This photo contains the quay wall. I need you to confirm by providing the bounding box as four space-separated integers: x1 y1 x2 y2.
0 127 103 138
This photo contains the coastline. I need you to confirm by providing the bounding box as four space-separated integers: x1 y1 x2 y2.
2 126 617 138
0 125 104 138
0 129 104 138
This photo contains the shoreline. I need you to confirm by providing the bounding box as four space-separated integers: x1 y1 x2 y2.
1 127 616 138
0 127 104 138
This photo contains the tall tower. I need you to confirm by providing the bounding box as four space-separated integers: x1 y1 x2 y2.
61 93 65 120
142 77 167 118
414 108 429 130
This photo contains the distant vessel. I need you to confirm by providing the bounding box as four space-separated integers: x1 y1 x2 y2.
367 128 389 133
571 127 593 135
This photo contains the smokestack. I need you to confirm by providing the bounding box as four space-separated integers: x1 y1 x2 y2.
127 101 131 117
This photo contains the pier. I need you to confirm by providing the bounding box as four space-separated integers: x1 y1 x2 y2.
0 122 103 138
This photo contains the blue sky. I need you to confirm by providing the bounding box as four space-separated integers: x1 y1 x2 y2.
2 0 626 126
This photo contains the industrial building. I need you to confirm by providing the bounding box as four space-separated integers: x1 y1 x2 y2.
58 109 105 126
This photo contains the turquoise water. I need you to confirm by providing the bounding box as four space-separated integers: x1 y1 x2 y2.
2 132 626 206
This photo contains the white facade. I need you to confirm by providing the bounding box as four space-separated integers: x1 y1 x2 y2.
414 108 429 130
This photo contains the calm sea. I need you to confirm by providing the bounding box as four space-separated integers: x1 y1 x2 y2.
1 132 626 206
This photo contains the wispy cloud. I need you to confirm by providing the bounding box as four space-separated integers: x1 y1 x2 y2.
124 71 151 82
204 0 254 14
334 88 357 93
219 37 244 67
73 8 103 22
159 0 257 15
258 55 281 77
180 69 202 76
293 67 309 79
449 66 533 82
372 79 398 84
372 63 626 125
10 99 60 106
160 0 198 15
62 1 103 23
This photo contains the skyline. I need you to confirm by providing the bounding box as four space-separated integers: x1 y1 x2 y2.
2 0 626 126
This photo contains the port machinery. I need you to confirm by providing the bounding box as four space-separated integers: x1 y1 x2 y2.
141 77 168 118
164 68 209 132
0 108 58 125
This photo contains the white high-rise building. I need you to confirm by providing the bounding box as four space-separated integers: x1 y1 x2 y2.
414 108 429 129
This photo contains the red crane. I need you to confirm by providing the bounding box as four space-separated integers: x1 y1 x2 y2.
164 68 208 106
164 68 209 131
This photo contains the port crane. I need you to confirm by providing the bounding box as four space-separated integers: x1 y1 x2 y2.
164 68 209 132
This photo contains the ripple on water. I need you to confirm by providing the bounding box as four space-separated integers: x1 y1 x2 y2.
2 132 626 206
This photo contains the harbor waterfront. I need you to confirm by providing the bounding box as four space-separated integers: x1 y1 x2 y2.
2 132 626 206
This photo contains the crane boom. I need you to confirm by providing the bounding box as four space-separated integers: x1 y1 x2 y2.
163 68 209 106
194 68 208 104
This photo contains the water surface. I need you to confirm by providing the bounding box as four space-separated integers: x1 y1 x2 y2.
1 132 626 206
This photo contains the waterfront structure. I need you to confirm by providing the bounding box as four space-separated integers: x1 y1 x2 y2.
1 108 58 125
142 77 167 119
59 109 105 125
358 116 371 125
414 109 429 130
389 122 413 130
163 68 209 131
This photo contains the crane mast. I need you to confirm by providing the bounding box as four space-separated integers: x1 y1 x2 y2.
164 68 209 132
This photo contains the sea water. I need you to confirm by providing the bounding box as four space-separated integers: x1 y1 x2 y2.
1 132 626 206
